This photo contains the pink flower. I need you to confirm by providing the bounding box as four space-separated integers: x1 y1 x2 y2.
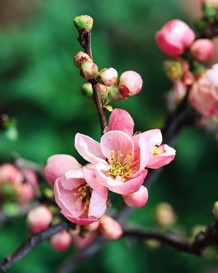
27 205 53 234
50 230 72 251
190 39 214 62
44 155 108 225
189 64 218 118
75 131 149 196
156 19 195 56
0 163 38 205
109 109 176 169
117 71 143 98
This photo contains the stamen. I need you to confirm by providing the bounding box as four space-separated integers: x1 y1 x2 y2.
153 146 163 155
73 184 92 214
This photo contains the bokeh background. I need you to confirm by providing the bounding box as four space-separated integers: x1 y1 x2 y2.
0 0 218 272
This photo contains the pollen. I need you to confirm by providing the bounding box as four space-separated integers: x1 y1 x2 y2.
107 150 133 181
73 183 92 214
153 146 163 155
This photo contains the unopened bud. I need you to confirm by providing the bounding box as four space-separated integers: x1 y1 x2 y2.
27 205 52 234
212 201 218 220
155 202 177 227
50 230 72 251
80 61 98 80
98 215 123 240
97 68 118 86
202 2 218 19
164 60 184 81
81 82 93 99
203 0 218 8
96 83 109 100
117 71 143 98
73 15 93 33
74 51 92 68
190 39 214 62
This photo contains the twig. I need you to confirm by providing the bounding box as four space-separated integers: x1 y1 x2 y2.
0 221 70 273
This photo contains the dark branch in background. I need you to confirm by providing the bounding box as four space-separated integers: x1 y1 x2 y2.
78 31 107 135
0 221 71 273
199 17 218 39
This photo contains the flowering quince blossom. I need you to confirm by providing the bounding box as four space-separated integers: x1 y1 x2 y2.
156 19 195 56
75 108 176 208
188 64 218 118
44 155 108 225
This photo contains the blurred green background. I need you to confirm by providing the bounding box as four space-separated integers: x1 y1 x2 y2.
0 0 218 272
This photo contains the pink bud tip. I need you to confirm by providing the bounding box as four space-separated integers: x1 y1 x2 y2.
98 215 123 240
97 68 118 86
50 230 72 251
156 19 195 56
117 70 143 98
190 39 215 62
80 61 98 80
27 206 52 234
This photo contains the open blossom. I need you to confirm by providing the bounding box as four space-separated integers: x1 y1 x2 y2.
156 19 195 56
44 155 108 225
0 163 38 205
189 64 218 118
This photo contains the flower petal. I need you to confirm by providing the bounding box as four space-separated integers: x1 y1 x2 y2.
108 108 134 136
75 133 105 164
44 154 81 187
122 185 148 208
88 191 107 218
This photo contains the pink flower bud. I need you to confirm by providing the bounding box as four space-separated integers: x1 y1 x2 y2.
74 51 92 68
122 186 148 208
97 68 118 86
80 61 98 80
27 205 52 234
190 39 214 62
98 215 123 240
0 164 22 184
156 19 195 56
95 83 109 100
117 70 143 98
50 230 72 251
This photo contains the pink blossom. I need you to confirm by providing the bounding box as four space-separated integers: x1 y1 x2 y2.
109 109 176 169
0 163 38 205
117 71 143 98
75 131 149 195
156 19 195 56
122 185 148 208
27 205 53 234
189 64 218 118
44 155 108 225
98 215 123 240
50 230 72 251
190 39 214 62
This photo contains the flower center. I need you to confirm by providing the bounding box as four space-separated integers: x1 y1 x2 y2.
73 183 92 215
107 150 133 181
153 146 164 155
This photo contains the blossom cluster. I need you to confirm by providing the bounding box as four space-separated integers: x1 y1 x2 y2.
44 108 175 226
156 17 218 122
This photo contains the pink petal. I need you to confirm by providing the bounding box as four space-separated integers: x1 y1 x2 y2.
100 131 134 160
75 133 105 164
133 134 150 170
44 154 81 187
147 144 176 169
141 129 162 154
123 185 148 208
62 168 84 190
108 108 134 136
88 191 107 218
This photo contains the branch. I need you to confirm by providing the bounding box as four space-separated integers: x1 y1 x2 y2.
78 31 107 135
0 221 70 273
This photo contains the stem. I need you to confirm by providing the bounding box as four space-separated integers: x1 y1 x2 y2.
78 31 107 135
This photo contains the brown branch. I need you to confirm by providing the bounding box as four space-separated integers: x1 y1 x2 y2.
78 31 107 135
0 221 71 273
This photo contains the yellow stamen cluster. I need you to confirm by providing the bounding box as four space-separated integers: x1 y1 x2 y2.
73 183 92 214
153 146 163 155
164 60 184 81
107 150 133 181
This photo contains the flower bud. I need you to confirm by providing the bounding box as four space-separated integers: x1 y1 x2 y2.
212 201 218 221
74 51 92 68
190 39 214 62
117 70 143 98
80 61 98 80
203 0 218 8
98 215 123 240
27 205 52 234
81 82 93 99
95 83 109 100
73 15 93 33
50 230 72 251
123 186 148 208
155 202 177 227
97 68 118 86
156 19 195 56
